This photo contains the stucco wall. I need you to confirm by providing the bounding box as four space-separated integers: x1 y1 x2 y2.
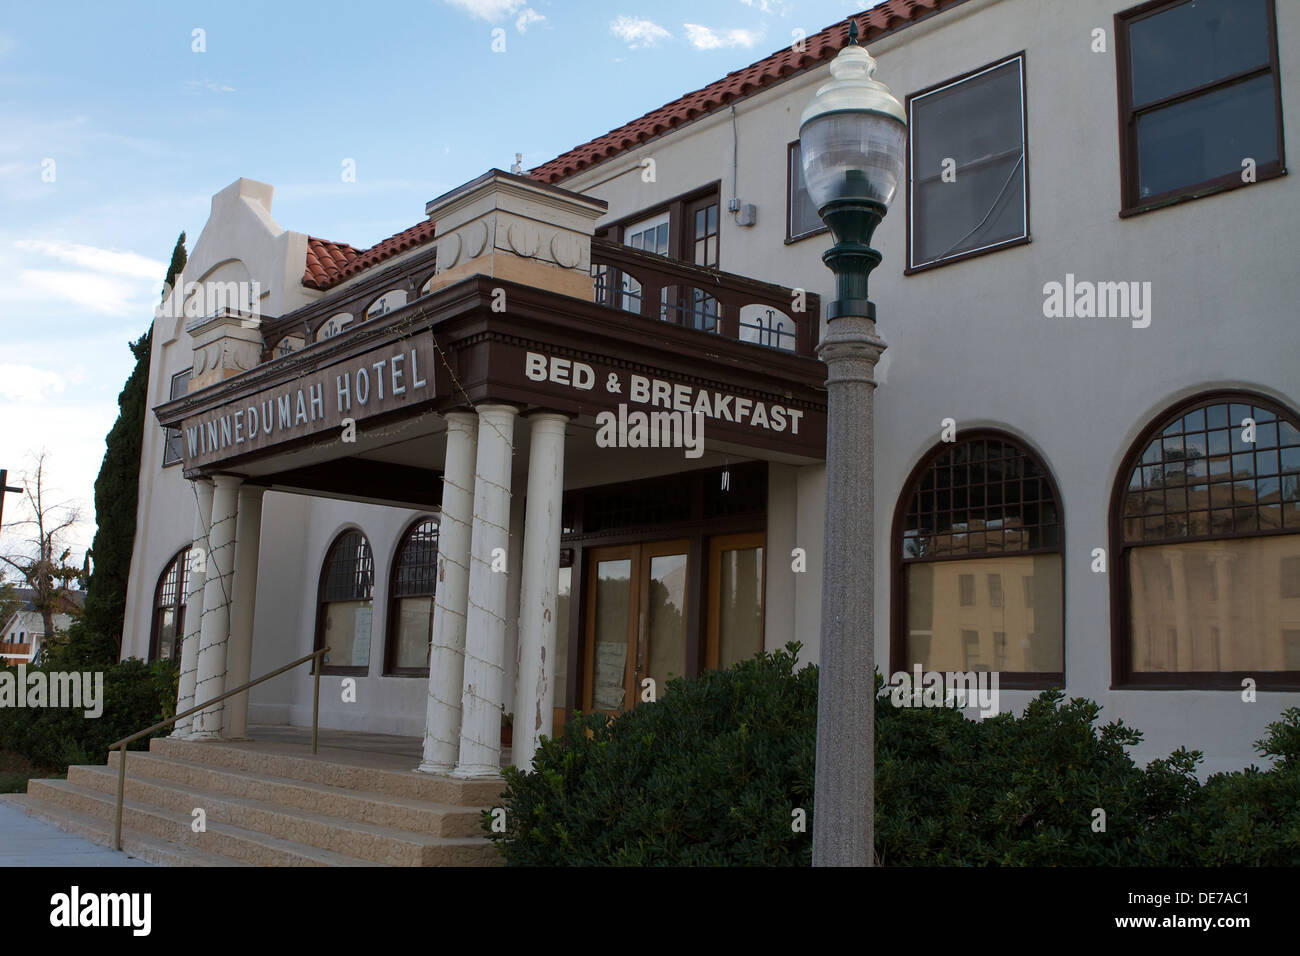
555 0 1300 772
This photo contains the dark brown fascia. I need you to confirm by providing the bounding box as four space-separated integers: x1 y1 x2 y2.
157 274 827 430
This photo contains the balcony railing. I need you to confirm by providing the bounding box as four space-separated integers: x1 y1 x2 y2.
590 238 819 357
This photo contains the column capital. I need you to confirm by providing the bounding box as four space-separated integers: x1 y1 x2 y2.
211 473 245 491
236 483 266 503
526 410 571 429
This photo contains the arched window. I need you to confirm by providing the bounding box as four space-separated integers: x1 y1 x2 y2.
315 530 374 675
386 518 438 676
893 431 1064 687
1111 392 1300 687
149 547 190 663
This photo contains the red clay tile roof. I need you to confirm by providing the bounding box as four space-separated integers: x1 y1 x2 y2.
529 0 962 185
302 219 438 290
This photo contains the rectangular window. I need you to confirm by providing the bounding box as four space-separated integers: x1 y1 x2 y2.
988 573 1004 608
905 555 1064 677
162 369 192 467
962 629 983 671
787 141 826 242
959 573 976 607
994 631 1008 670
1130 537 1300 672
1281 555 1300 598
1116 0 1285 214
907 54 1028 271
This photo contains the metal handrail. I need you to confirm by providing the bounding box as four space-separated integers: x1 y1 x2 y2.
108 646 330 851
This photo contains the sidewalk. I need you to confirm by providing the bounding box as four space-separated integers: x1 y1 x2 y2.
0 795 152 867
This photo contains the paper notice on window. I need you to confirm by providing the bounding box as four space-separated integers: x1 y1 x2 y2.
592 642 627 711
352 606 372 667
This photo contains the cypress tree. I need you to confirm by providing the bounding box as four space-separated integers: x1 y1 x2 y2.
62 233 187 665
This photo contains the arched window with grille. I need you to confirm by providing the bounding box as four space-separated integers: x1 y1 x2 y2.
1111 392 1300 688
892 431 1065 687
149 547 190 663
315 529 374 675
386 517 438 676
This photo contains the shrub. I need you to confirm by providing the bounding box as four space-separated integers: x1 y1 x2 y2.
486 647 1300 866
0 657 178 772
489 643 817 865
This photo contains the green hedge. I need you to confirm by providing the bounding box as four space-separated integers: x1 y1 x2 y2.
0 658 178 771
487 644 1300 866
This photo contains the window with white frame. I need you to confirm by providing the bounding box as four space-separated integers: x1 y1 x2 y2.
907 54 1028 271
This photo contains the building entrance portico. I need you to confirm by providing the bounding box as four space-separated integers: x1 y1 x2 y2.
151 168 829 777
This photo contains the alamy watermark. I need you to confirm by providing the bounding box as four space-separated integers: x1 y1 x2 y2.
0 665 103 718
157 279 262 323
1042 274 1151 328
885 665 1000 718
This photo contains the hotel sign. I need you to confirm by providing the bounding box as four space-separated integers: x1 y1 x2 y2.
181 337 437 468
504 345 826 458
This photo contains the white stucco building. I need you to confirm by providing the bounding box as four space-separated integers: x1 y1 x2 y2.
120 0 1299 778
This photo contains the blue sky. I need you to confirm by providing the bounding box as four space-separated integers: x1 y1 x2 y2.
0 0 864 559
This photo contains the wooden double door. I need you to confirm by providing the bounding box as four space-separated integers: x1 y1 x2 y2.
581 533 764 715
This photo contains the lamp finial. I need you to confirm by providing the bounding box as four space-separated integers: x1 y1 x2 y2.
847 19 860 46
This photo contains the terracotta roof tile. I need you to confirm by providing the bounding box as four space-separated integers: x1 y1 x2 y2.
530 0 964 185
302 219 438 290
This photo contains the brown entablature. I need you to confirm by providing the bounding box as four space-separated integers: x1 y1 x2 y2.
155 274 830 475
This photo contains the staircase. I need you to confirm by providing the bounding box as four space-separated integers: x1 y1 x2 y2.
24 729 506 866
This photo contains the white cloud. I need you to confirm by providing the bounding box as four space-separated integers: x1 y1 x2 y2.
684 23 764 50
12 269 145 317
516 8 545 32
740 0 792 14
13 239 164 281
184 79 237 94
0 363 66 403
610 15 672 49
443 0 523 21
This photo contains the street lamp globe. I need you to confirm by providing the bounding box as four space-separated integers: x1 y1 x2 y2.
799 20 907 318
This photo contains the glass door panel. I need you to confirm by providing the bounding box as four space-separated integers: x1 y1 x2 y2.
643 547 689 696
586 553 635 714
708 533 765 669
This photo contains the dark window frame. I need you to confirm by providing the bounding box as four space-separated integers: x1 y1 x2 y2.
904 52 1031 275
891 428 1066 689
1109 389 1300 689
1114 0 1287 218
314 528 375 677
384 516 439 677
599 182 723 266
148 546 190 663
162 368 193 467
785 140 829 244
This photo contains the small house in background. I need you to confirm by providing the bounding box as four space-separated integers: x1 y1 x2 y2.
0 588 84 665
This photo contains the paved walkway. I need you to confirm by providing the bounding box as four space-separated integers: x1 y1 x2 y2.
0 795 152 867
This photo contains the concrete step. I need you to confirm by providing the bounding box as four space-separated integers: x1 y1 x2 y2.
148 736 504 806
105 751 483 837
69 765 499 866
27 778 377 867
23 797 242 867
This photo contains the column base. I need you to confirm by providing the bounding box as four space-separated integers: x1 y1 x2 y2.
186 731 223 741
415 760 455 776
450 763 502 779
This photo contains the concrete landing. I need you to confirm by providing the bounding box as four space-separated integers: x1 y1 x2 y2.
0 794 152 867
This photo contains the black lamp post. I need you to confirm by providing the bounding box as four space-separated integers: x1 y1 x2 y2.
799 20 907 867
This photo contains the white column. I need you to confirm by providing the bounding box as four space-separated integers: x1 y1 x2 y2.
173 479 213 737
191 474 241 739
224 484 264 740
454 404 517 777
512 413 567 768
418 412 478 774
